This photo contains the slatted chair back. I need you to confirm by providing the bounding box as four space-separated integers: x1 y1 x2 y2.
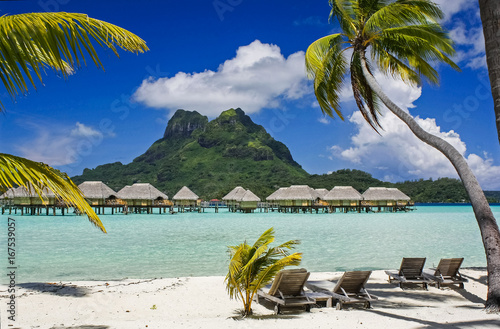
333 271 372 295
434 258 464 278
268 268 309 297
400 257 426 278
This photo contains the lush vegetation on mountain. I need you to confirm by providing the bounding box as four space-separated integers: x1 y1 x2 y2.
72 109 308 199
72 109 494 203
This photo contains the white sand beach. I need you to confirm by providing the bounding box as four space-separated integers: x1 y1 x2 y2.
1 269 499 329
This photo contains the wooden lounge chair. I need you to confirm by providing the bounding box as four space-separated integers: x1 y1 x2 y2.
306 271 378 310
385 257 429 289
423 258 467 289
256 268 316 314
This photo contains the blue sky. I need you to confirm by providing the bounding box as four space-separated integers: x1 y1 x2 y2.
1 0 500 190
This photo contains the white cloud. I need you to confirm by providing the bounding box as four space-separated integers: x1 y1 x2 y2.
133 40 309 117
434 0 477 22
71 122 104 138
449 22 486 69
17 122 111 167
318 116 330 125
328 73 500 190
433 0 487 69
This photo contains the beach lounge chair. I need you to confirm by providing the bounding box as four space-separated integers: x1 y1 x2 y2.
256 268 316 314
385 257 429 289
306 271 378 310
423 258 467 289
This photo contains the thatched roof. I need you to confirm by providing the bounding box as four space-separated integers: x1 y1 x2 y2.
239 190 261 202
222 186 247 201
266 187 287 201
173 186 199 200
78 181 116 199
323 186 363 201
362 187 395 200
275 185 319 200
117 183 168 200
387 188 411 201
315 188 329 199
1 187 16 198
1 185 55 198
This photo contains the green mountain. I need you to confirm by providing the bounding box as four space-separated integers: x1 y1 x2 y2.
72 108 309 199
72 108 480 202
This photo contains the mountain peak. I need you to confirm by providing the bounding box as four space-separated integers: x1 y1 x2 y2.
163 109 208 139
73 107 308 199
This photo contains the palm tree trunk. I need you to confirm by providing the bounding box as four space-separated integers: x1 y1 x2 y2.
479 0 500 145
360 54 500 311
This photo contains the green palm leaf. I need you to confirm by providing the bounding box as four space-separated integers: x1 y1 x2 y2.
0 12 148 233
225 228 302 316
0 153 105 232
306 0 458 131
0 12 148 106
306 34 348 119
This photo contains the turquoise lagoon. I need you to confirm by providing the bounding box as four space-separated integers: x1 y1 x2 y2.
1 204 498 283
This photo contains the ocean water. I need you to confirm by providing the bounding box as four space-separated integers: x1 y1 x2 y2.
1 204 498 283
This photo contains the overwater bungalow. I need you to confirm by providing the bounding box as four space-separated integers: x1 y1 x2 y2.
2 185 56 205
117 183 170 213
323 186 363 212
1 185 59 215
362 187 393 206
387 188 412 206
266 187 286 206
238 190 261 213
362 187 412 211
276 185 319 207
222 186 247 210
172 186 199 210
78 181 117 206
272 185 321 213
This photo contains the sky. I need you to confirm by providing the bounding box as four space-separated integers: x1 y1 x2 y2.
1 0 500 190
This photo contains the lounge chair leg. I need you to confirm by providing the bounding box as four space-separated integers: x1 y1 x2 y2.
305 305 311 312
274 305 281 315
336 302 343 310
364 301 371 309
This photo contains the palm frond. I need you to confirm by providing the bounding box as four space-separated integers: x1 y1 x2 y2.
351 52 382 132
371 25 459 84
306 34 348 119
329 0 357 38
225 228 302 315
364 0 443 33
250 253 303 292
0 12 148 106
251 227 275 250
0 153 105 232
371 41 422 84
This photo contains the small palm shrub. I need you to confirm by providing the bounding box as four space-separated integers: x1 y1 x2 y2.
225 227 302 316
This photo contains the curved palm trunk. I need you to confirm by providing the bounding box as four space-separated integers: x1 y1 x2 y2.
479 0 500 145
360 54 500 311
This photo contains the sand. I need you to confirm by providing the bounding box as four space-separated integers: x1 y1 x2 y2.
1 269 499 329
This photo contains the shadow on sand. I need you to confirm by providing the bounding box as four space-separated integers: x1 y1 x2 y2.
368 309 500 328
50 324 110 329
18 282 90 297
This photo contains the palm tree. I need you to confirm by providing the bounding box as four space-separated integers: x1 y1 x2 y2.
0 12 148 232
306 0 500 311
478 0 500 145
225 227 302 316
